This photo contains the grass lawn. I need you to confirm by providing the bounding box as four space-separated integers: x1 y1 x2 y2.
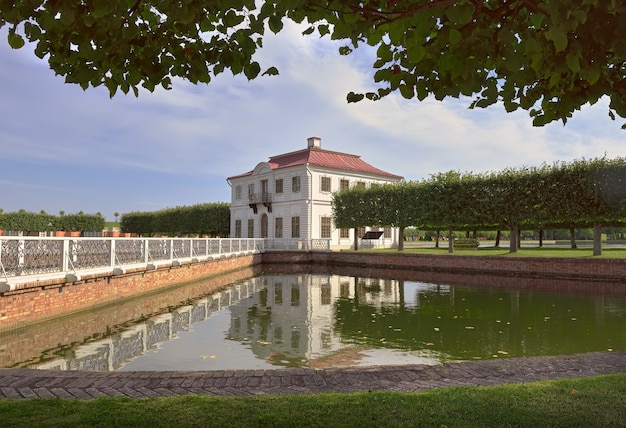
0 374 624 427
367 243 626 258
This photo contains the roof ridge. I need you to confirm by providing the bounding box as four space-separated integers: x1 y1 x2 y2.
268 147 360 161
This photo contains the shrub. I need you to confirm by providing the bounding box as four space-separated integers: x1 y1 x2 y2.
454 238 480 249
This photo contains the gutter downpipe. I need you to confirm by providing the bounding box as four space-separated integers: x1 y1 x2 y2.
306 163 313 250
226 178 232 238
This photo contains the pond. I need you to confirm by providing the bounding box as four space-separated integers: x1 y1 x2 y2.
2 265 626 371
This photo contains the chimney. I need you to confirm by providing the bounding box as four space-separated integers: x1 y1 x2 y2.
307 136 321 149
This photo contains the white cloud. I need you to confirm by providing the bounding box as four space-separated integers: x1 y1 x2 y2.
1 23 625 220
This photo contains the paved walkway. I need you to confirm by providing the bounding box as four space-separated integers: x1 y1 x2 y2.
0 351 624 399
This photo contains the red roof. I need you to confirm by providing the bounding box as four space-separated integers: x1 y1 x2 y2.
228 147 403 180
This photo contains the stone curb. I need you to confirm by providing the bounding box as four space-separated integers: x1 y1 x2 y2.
0 351 624 400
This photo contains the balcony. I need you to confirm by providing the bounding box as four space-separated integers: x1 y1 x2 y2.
248 192 272 213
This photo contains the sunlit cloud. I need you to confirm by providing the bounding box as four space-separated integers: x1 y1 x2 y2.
1 23 625 220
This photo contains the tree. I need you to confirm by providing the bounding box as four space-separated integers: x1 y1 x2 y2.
3 1 626 126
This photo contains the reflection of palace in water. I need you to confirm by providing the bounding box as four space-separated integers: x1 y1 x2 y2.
32 274 415 371
23 271 626 371
227 274 443 367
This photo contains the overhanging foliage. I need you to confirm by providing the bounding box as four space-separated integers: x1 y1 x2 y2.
2 1 626 126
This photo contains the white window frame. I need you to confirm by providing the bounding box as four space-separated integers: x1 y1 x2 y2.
320 176 331 193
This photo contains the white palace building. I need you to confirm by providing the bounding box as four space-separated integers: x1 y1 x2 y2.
226 137 404 250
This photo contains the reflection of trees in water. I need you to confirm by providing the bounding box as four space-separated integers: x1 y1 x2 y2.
7 270 626 371
334 282 626 361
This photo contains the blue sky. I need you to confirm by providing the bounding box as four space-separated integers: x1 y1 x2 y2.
1 22 625 221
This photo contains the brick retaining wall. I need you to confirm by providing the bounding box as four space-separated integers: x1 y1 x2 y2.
0 266 261 367
262 251 626 283
0 254 261 332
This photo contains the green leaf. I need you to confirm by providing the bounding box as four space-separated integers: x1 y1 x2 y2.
347 92 365 103
262 66 279 76
445 3 475 25
546 27 568 52
223 10 244 27
581 65 601 85
566 52 580 73
60 9 75 26
91 0 115 19
244 62 261 80
530 13 545 29
449 28 462 46
268 15 283 33
338 46 352 55
407 45 426 63
399 84 414 99
525 38 542 55
200 18 215 32
8 32 25 49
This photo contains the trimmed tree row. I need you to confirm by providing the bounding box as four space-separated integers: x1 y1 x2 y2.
332 157 626 255
0 211 105 235
120 202 230 237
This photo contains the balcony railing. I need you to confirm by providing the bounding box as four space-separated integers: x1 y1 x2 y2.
263 239 331 251
248 192 272 203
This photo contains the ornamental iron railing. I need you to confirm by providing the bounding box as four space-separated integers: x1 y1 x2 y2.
0 237 330 291
0 237 267 290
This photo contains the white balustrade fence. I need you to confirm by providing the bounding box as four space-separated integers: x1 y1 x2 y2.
0 237 265 291
0 237 331 291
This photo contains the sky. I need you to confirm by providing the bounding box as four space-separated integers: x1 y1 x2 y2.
1 22 625 222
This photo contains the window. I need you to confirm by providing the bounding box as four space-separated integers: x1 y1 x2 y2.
261 213 268 238
291 216 300 238
291 285 300 306
259 287 268 307
355 181 366 189
321 176 331 192
235 220 241 238
340 281 350 298
275 217 283 238
247 219 254 238
384 226 392 238
320 217 331 239
340 179 350 191
357 226 366 238
291 329 301 348
340 228 350 239
274 283 283 304
248 183 255 200
274 326 282 341
261 179 269 200
275 178 283 194
235 186 242 200
292 176 301 192
321 283 331 305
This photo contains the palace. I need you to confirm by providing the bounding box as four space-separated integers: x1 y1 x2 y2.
226 137 404 249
